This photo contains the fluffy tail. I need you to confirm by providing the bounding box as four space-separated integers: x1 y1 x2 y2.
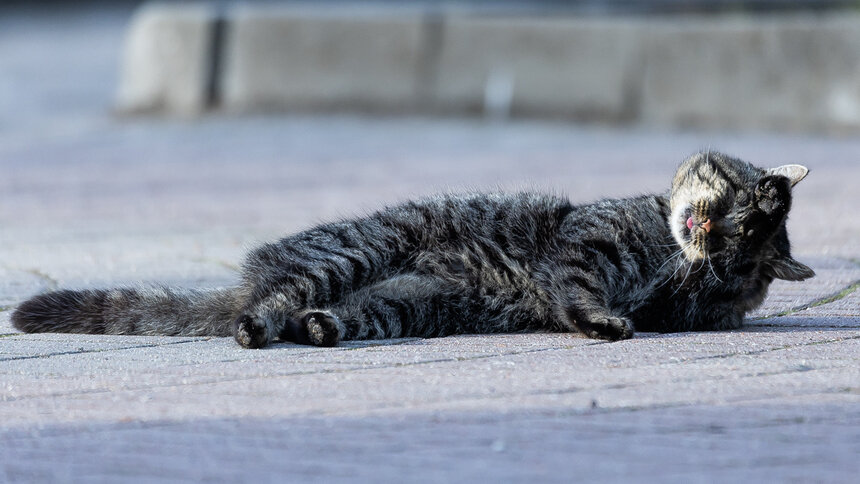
11 286 245 337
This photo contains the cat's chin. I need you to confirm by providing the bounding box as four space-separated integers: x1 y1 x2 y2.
669 227 698 260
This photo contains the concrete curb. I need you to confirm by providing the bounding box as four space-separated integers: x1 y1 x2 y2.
116 3 217 116
117 3 860 131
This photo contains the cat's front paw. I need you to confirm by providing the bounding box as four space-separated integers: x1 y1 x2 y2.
578 316 634 342
754 175 791 217
234 314 270 349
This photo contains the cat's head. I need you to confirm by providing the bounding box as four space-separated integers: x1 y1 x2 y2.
669 151 814 281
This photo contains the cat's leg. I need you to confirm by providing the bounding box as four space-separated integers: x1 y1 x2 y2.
279 271 554 345
233 216 421 348
743 174 792 250
534 247 634 341
276 274 468 345
545 260 634 341
562 291 634 341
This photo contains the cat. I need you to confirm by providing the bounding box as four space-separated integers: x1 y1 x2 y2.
12 151 814 349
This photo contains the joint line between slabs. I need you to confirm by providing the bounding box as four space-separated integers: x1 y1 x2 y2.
688 333 860 363
753 278 860 321
0 338 211 362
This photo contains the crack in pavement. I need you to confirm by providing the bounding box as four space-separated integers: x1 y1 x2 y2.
670 333 860 364
751 323 858 329
753 278 860 321
505 386 860 422
0 338 210 363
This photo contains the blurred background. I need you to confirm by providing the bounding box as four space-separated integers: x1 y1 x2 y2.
1 0 859 257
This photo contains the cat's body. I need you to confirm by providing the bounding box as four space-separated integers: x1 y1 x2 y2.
12 152 814 348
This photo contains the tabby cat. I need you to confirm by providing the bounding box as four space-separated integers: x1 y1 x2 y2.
12 151 814 348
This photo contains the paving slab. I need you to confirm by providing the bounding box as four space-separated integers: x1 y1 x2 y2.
748 255 859 318
1 398 858 483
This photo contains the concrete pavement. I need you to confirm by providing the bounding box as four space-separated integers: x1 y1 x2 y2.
1 4 858 483
1 114 858 483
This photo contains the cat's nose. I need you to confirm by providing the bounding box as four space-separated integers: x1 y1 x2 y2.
686 216 712 233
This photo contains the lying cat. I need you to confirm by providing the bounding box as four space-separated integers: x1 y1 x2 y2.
12 151 814 348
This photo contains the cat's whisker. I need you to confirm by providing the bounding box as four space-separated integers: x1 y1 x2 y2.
692 253 707 275
672 267 691 295
705 252 723 283
655 247 685 274
656 243 690 290
672 250 698 295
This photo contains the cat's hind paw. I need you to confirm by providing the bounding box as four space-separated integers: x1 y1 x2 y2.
302 311 341 347
234 314 271 349
578 316 634 342
279 310 342 347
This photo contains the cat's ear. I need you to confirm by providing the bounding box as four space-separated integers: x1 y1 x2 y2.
763 257 815 281
767 165 809 187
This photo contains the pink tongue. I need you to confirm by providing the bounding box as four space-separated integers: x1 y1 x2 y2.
686 217 694 230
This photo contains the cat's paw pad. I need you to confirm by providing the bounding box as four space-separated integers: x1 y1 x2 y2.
754 175 791 216
582 316 634 342
300 311 341 347
234 314 270 349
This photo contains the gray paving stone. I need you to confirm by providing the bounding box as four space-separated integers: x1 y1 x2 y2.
0 231 243 289
2 329 857 426
1 115 858 256
1 398 858 483
791 281 860 318
0 333 204 359
0 267 54 308
749 255 860 318
758 315 860 329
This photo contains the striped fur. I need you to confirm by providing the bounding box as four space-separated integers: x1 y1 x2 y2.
12 152 814 348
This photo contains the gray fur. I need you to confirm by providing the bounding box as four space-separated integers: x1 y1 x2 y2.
12 151 814 348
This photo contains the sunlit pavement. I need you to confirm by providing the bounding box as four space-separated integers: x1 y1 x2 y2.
1 4 858 482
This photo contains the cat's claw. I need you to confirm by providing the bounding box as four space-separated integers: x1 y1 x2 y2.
234 314 270 349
